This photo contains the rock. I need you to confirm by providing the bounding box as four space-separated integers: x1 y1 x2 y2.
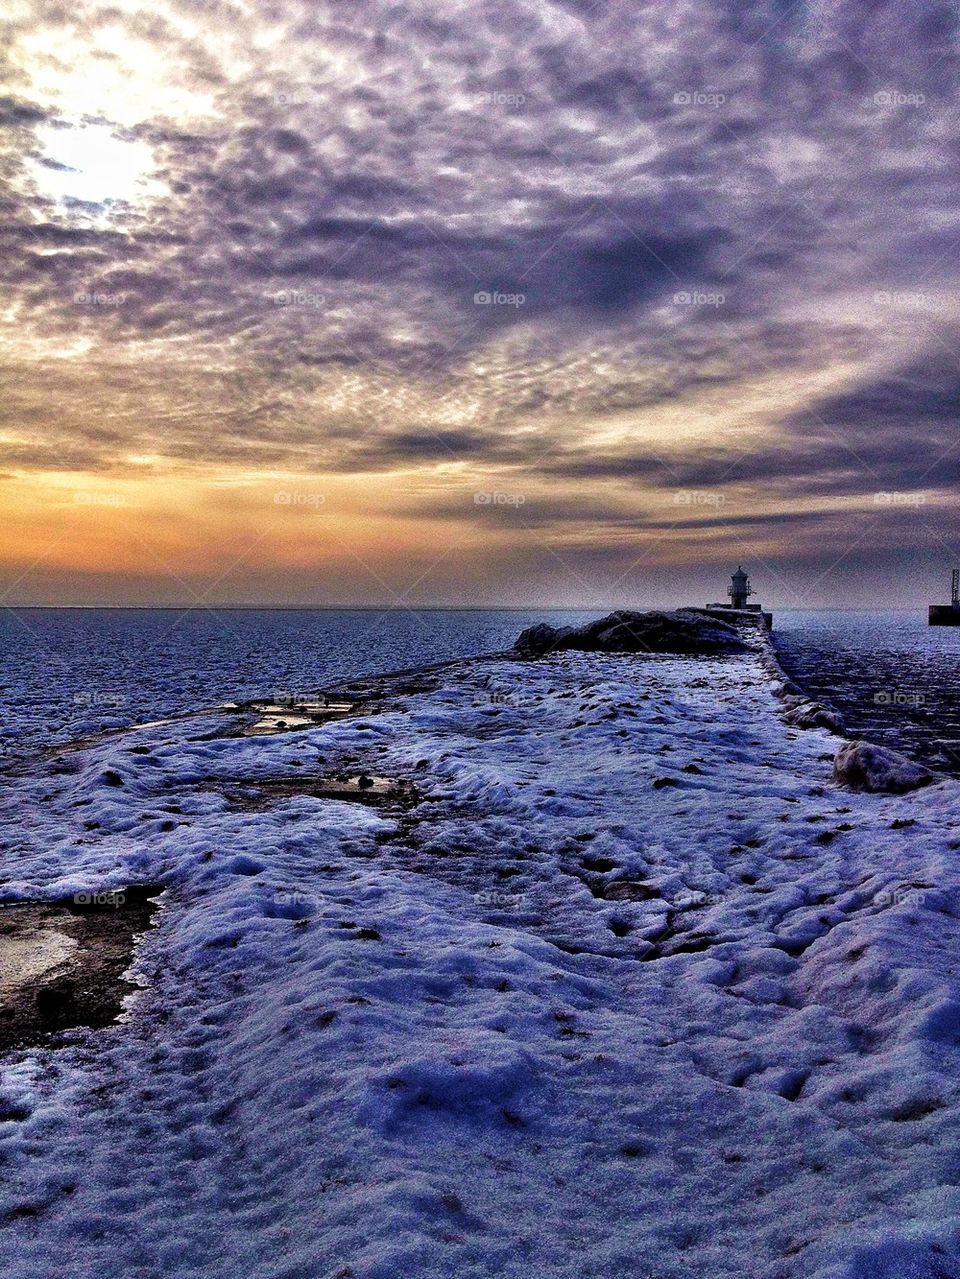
514 610 748 658
833 740 937 794
513 622 574 655
783 700 844 733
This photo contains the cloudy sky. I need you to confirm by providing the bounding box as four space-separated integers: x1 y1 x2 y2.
2 0 959 606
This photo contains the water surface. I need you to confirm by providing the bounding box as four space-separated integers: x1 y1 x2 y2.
775 609 960 775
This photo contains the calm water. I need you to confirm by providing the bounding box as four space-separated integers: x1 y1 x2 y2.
774 610 960 776
2 608 959 776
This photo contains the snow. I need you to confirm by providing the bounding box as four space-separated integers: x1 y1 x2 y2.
2 647 960 1277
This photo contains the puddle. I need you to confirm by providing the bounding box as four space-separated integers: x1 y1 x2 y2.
601 881 661 902
0 884 163 1053
31 695 362 764
223 774 418 809
239 699 358 737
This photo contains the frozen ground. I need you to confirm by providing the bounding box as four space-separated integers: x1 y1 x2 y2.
1 646 960 1278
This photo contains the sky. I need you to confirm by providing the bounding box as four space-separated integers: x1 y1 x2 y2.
2 0 959 608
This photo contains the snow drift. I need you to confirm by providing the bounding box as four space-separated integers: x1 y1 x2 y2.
0 640 957 1279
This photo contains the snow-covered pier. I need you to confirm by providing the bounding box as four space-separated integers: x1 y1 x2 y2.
1 616 959 1278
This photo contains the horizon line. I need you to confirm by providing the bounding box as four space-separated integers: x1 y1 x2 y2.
0 603 929 613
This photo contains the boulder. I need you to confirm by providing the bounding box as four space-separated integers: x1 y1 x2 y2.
783 699 844 733
512 622 575 656
832 740 937 794
514 610 748 659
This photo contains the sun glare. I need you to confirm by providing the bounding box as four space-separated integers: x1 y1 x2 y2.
31 122 164 210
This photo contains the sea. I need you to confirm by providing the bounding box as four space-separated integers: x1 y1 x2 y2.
773 610 960 776
1 607 959 776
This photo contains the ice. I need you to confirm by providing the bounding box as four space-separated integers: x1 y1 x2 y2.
0 646 959 1276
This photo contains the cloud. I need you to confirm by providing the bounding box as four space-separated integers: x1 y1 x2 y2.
2 0 960 599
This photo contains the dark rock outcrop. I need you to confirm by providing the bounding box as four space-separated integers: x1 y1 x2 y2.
514 610 748 658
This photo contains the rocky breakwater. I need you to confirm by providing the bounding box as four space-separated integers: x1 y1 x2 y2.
516 608 942 798
514 608 750 658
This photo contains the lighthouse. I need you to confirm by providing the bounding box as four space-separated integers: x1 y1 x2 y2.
728 566 753 610
703 566 772 629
